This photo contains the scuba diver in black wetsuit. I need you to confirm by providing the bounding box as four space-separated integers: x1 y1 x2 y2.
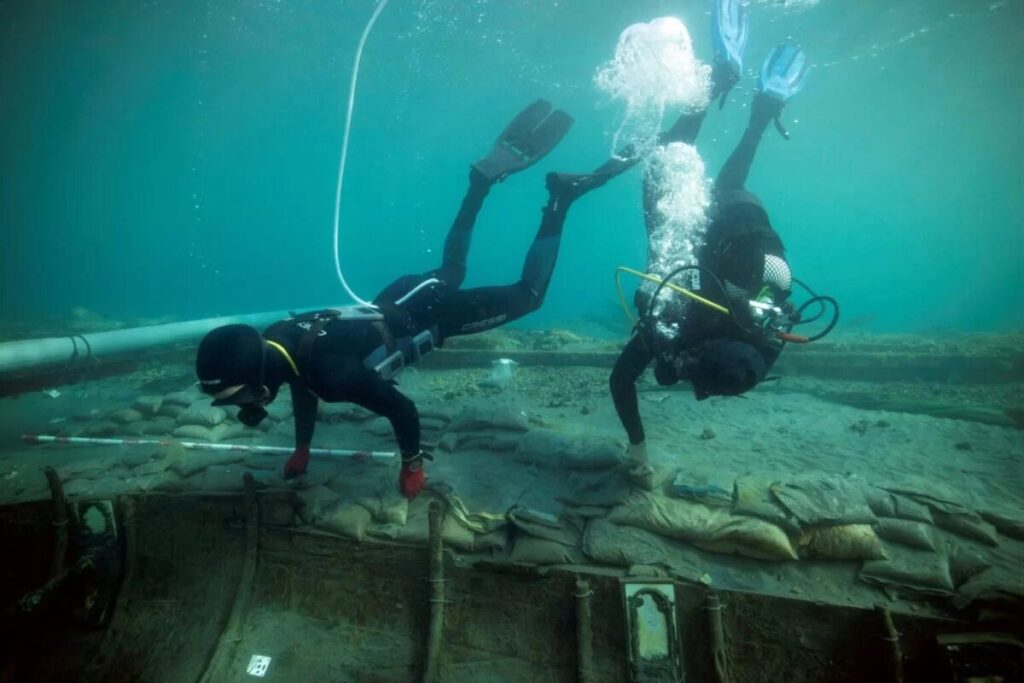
580 1 837 473
194 100 608 500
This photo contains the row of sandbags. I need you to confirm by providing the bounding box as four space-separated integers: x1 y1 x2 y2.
299 464 1024 611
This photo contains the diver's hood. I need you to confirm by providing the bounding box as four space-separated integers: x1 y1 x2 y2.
196 324 265 397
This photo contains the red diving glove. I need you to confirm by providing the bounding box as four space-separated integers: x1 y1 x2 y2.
284 445 311 479
399 451 432 500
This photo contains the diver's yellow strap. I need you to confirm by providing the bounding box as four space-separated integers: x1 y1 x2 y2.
615 266 730 324
266 340 300 377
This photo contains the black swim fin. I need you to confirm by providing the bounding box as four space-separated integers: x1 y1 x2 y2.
473 99 573 183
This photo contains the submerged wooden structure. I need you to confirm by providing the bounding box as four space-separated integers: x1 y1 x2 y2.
2 478 1021 683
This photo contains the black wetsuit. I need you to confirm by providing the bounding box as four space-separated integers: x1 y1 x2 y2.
608 95 793 446
256 169 587 456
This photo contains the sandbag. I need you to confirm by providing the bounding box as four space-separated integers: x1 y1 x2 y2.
798 525 887 561
177 403 227 428
109 408 144 425
133 395 163 416
931 508 999 547
172 424 216 441
951 569 1024 611
508 536 583 565
490 434 522 452
860 547 954 597
508 507 578 546
157 403 186 419
583 518 669 567
118 422 149 437
733 475 801 534
608 492 798 562
317 500 373 541
891 494 934 524
560 434 625 471
946 543 992 588
169 450 245 477
874 518 935 552
200 465 249 492
143 418 177 436
558 469 633 508
979 509 1024 541
296 485 342 523
356 489 409 527
771 474 875 526
379 497 479 551
265 400 293 422
162 390 197 407
218 423 258 440
865 487 896 518
81 421 118 437
670 467 734 507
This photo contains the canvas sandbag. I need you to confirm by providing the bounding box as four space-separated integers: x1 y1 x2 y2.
162 390 197 407
200 465 249 492
169 450 244 477
583 518 668 567
357 486 409 526
771 474 875 526
733 475 800 534
317 499 373 541
109 408 144 425
946 542 992 588
177 403 227 428
931 508 999 547
951 570 1024 611
508 536 583 565
143 418 177 436
798 525 887 561
608 492 797 561
560 434 626 471
157 403 186 419
874 518 935 552
979 509 1024 541
508 507 578 546
558 469 633 508
669 466 734 507
133 395 163 416
859 546 954 597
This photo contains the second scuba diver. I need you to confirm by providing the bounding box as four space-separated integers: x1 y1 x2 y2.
564 0 837 476
194 101 612 500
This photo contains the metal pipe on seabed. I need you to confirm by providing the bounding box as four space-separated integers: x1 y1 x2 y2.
0 306 339 383
22 434 394 460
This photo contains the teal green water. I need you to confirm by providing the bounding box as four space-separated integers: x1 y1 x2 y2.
2 0 1022 334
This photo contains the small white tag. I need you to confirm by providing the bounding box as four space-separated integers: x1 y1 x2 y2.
246 655 272 677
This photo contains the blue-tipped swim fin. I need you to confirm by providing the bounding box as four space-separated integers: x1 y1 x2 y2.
712 0 749 80
758 40 810 104
711 0 749 107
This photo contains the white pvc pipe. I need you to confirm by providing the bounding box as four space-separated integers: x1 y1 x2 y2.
0 306 336 383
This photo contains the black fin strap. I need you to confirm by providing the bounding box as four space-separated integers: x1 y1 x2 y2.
773 114 791 141
718 88 730 111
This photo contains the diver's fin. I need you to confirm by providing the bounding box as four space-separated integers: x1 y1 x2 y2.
711 0 749 106
758 40 810 104
473 99 574 183
757 41 810 140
